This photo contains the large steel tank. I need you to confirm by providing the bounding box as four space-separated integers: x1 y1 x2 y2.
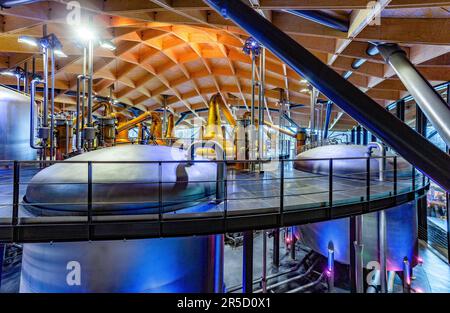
298 201 418 271
20 145 224 292
295 144 418 271
294 144 410 179
0 86 36 161
24 145 217 215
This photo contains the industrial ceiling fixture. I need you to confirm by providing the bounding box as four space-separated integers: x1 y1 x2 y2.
18 34 67 58
0 67 26 91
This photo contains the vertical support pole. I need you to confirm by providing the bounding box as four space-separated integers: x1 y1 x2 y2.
393 156 398 195
258 48 265 160
351 127 356 144
290 228 296 260
251 54 256 126
87 161 93 240
279 159 284 225
396 99 405 122
158 161 163 236
446 84 450 264
242 231 254 293
402 257 411 293
366 157 371 208
261 230 267 293
42 45 49 159
208 234 224 293
378 210 387 293
349 216 357 293
49 48 55 160
323 101 333 139
417 194 428 242
327 241 335 293
0 244 4 290
328 159 333 219
12 161 20 242
362 128 368 145
310 87 316 142
273 228 280 268
354 215 364 293
356 125 362 145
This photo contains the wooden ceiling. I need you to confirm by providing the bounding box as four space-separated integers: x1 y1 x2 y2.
0 0 449 130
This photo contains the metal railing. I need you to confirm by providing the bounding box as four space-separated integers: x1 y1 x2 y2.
0 155 429 242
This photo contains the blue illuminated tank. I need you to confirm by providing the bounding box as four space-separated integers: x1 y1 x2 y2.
295 144 418 271
20 145 224 293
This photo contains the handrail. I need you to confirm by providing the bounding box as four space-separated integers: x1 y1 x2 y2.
0 155 429 243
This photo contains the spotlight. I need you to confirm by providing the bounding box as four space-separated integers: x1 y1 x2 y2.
99 40 117 51
18 35 39 47
243 37 261 56
300 79 308 84
77 26 97 42
0 70 17 77
343 71 353 80
300 88 310 93
54 49 68 58
351 58 367 69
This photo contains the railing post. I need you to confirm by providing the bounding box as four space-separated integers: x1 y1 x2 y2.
87 161 93 240
279 159 285 225
158 161 163 236
393 156 398 195
12 161 20 242
366 156 371 211
412 166 416 191
328 158 333 219
223 166 228 233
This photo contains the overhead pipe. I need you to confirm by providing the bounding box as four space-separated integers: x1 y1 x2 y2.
0 0 42 7
116 111 156 134
204 0 450 193
284 10 349 32
375 43 450 147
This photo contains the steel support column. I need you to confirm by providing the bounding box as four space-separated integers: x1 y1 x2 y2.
362 128 368 145
396 99 405 122
356 125 362 145
204 0 450 193
349 216 357 293
377 44 450 147
273 228 280 268
351 128 356 144
323 101 333 139
242 231 254 293
379 210 387 293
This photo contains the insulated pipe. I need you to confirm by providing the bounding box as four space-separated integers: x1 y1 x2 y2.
30 78 43 149
87 40 94 127
50 48 55 160
42 47 49 129
258 48 266 159
378 210 388 293
367 142 386 181
377 44 450 147
204 0 450 192
284 10 349 32
75 77 81 152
